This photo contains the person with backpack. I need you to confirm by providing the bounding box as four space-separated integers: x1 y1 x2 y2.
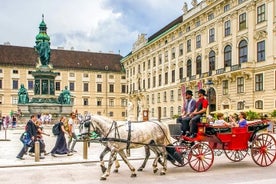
16 114 45 160
50 116 73 157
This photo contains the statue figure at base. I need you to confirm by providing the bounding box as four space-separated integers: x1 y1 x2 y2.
18 84 29 104
58 86 71 104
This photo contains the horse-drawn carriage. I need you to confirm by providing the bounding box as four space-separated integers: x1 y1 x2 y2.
78 115 276 180
168 120 276 172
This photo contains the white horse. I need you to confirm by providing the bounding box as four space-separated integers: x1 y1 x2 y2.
89 115 172 180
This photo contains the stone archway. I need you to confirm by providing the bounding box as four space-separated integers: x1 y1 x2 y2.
208 87 216 113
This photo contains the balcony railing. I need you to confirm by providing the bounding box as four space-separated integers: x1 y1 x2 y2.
216 68 225 74
231 64 241 71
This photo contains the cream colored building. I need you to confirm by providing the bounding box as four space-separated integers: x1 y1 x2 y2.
121 0 276 120
0 45 127 121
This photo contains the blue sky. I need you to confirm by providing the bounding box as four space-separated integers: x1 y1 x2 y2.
0 0 191 56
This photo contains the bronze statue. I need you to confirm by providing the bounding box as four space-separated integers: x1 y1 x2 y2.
18 84 29 104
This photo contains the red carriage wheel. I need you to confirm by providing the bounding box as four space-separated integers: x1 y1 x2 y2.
251 133 276 167
224 150 248 162
188 142 214 172
169 141 189 167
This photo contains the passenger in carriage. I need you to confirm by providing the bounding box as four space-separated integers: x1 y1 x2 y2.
188 89 208 138
228 112 247 128
176 90 196 135
213 113 228 126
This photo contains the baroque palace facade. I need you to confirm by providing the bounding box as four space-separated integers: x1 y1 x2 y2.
0 44 127 120
121 0 276 120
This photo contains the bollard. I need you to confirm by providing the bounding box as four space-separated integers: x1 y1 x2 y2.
34 141 40 162
83 140 88 159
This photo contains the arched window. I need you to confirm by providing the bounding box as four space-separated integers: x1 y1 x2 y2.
239 40 248 63
196 56 202 75
224 45 232 67
187 59 192 77
255 100 263 109
209 51 216 71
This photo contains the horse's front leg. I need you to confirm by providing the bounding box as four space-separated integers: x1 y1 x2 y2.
100 148 116 180
159 146 167 175
138 145 150 171
99 146 110 173
113 157 120 173
118 150 137 178
149 146 160 174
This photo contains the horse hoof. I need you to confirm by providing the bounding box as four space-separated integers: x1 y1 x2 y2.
160 172 166 176
137 167 143 171
100 177 106 181
113 169 118 173
131 173 137 178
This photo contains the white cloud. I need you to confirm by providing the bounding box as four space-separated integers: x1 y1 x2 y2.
0 0 191 56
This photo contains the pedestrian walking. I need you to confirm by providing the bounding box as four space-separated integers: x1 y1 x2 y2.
50 116 73 157
16 114 44 160
68 112 79 153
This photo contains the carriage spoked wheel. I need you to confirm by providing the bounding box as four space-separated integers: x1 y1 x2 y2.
224 150 248 162
188 142 214 172
251 133 276 167
170 141 189 167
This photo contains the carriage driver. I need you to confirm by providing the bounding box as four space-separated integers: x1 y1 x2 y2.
176 90 196 135
187 89 208 138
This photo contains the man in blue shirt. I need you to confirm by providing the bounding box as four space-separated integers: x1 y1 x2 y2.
176 90 196 135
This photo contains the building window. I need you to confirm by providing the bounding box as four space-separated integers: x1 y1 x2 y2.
121 75 126 80
171 47 175 59
69 72 75 77
255 100 263 109
165 51 168 62
151 108 155 117
147 59 151 69
255 73 263 91
164 91 167 102
122 111 126 117
0 79 2 89
121 85 126 93
163 107 167 117
97 98 102 106
237 77 244 93
109 112 114 117
109 84 114 93
196 35 201 48
196 56 202 75
195 20 200 27
109 75 114 79
83 73 89 78
222 80 229 95
157 93 160 103
187 39 191 52
224 4 230 12
97 83 102 92
153 57 156 67
208 13 214 21
69 82 75 91
109 99 114 107
209 28 215 43
13 70 18 74
153 76 156 88
239 13 246 30
152 94 155 104
165 72 168 85
12 96 18 105
158 74 162 86
179 43 183 56
158 54 162 65
170 107 174 118
179 67 183 80
171 70 175 83
55 82 60 91
178 89 182 100
147 78 150 89
186 26 190 32
239 40 248 63
28 80 34 90
238 0 246 4
224 20 231 36
257 40 265 62
209 51 216 71
97 74 102 78
187 60 192 77
121 98 127 107
12 80 19 89
83 98 89 106
83 83 89 92
146 95 149 105
257 4 265 23
224 45 232 67
0 69 2 73
237 101 245 110
170 90 174 101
